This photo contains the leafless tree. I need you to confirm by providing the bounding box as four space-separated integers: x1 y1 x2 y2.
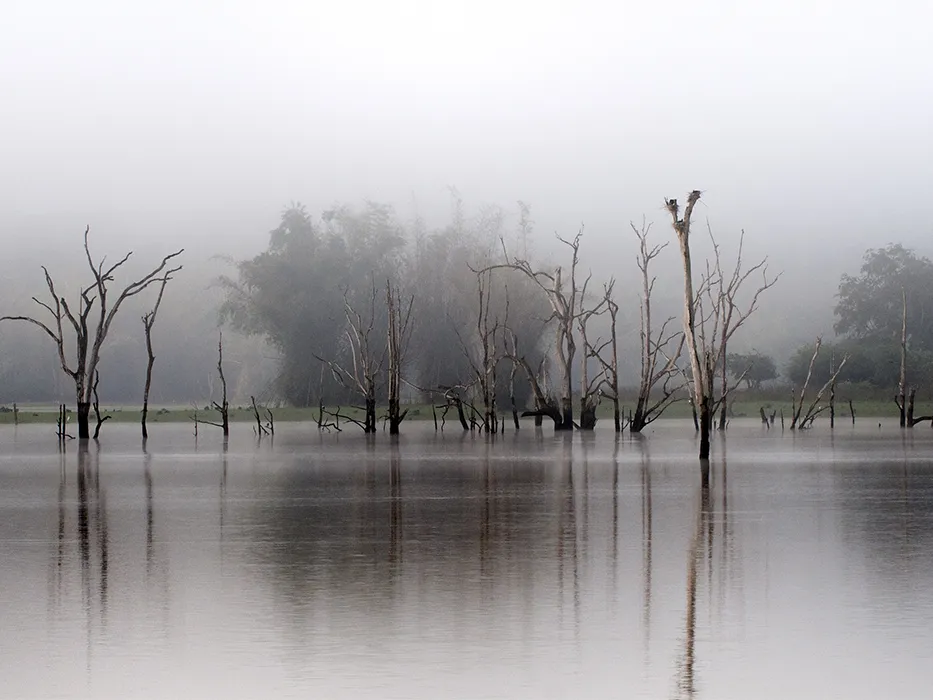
503 328 562 428
668 191 715 469
386 279 415 434
576 277 612 430
316 282 385 433
0 227 183 439
631 220 685 433
141 266 181 440
580 280 624 431
702 228 780 430
193 333 230 436
250 395 274 436
790 337 849 429
896 287 908 427
666 192 777 470
455 266 506 432
488 231 585 430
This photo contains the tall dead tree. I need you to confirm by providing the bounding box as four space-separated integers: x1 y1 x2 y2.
490 231 584 430
631 221 685 433
316 282 385 433
704 229 779 430
141 266 181 440
668 191 714 467
666 192 777 468
194 333 230 436
386 279 414 435
576 276 612 430
457 267 504 433
896 287 908 427
582 281 622 431
1 227 183 439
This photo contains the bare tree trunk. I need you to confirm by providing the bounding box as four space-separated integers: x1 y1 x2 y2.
365 395 376 434
718 355 728 431
667 192 707 463
141 274 172 440
509 360 520 430
386 280 414 435
899 287 907 428
77 400 91 440
211 332 230 437
699 397 711 464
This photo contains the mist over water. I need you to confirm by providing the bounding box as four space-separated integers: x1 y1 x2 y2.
2 4 933 696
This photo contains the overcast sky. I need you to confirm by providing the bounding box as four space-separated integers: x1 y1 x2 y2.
2 0 931 267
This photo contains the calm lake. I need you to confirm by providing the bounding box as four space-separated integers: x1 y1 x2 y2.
2 420 933 699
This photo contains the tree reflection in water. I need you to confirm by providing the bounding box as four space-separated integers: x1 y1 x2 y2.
674 454 736 700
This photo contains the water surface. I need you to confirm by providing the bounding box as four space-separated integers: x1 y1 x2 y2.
2 420 933 699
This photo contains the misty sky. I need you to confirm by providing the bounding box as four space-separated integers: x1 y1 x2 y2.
2 0 932 271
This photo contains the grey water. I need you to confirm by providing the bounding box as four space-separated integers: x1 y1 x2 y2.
2 420 933 699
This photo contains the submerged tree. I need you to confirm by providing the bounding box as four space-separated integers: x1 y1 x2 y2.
456 266 505 432
789 337 848 429
316 281 385 433
666 192 777 469
1 227 183 439
141 264 182 440
386 279 414 435
581 280 623 431
630 220 685 433
667 191 713 467
491 231 587 430
575 276 612 430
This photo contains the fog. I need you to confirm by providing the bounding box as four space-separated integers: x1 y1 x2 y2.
1 0 931 404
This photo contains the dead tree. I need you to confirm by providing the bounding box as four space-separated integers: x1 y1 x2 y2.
250 396 272 436
790 337 848 429
386 279 414 435
457 267 504 433
316 283 385 433
668 191 715 468
141 267 181 440
666 192 777 466
576 276 612 430
703 227 779 430
631 221 685 433
1 227 182 439
896 287 908 427
488 231 585 430
504 329 562 428
583 281 623 432
194 333 230 436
